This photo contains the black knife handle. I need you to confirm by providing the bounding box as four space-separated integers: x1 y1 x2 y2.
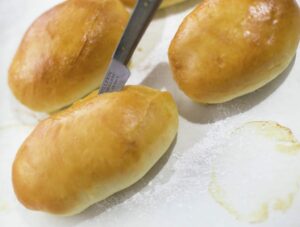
114 0 163 65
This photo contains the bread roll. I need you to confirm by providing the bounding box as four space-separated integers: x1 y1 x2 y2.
8 0 129 112
12 85 178 215
169 0 300 103
121 0 186 8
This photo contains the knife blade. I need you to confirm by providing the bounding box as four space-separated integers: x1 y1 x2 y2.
99 0 163 94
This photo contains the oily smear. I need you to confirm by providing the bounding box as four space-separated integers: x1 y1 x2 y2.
0 201 8 212
209 121 300 223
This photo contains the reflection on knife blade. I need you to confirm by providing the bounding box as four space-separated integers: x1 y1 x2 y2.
98 0 163 94
99 59 130 94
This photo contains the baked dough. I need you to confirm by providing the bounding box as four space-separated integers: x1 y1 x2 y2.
12 85 178 215
169 0 300 103
8 0 129 112
121 0 186 8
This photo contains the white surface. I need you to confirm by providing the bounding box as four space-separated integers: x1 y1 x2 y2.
1 0 300 226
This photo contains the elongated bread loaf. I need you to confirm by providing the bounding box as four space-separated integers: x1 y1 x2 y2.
12 85 178 215
8 0 129 112
169 0 300 103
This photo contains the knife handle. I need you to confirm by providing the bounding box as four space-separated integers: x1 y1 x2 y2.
114 0 163 65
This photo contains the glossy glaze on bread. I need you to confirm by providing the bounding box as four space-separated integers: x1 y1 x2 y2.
12 86 178 215
9 0 129 112
169 0 300 103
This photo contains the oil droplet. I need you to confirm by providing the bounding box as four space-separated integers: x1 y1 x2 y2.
0 201 8 212
209 121 300 223
128 60 133 70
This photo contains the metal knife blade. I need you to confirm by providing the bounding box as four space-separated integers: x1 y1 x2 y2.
99 59 130 94
99 0 163 94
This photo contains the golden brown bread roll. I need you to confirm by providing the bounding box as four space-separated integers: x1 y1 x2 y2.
12 85 178 215
169 0 300 103
121 0 186 8
8 0 129 112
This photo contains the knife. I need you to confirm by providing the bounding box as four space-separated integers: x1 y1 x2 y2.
99 0 163 94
